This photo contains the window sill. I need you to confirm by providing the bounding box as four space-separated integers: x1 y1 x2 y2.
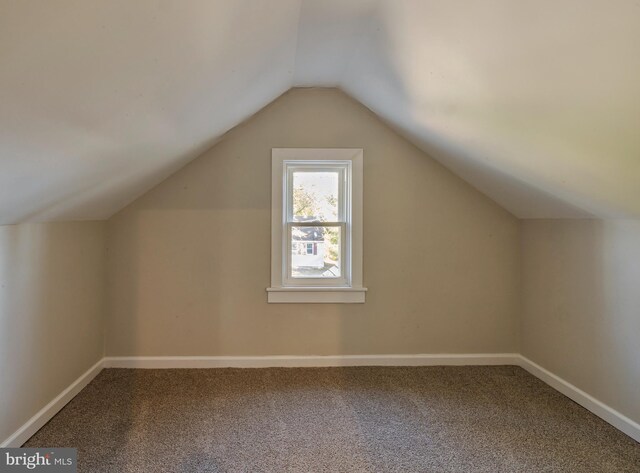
266 287 367 303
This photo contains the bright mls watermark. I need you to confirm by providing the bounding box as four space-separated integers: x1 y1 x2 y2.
0 449 76 472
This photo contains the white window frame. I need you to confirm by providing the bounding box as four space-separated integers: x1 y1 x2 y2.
267 148 366 303
283 161 349 288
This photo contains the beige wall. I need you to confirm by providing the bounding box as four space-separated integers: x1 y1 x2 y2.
0 222 106 443
521 219 640 424
106 88 520 356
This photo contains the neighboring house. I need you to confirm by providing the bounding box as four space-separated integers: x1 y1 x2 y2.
292 224 325 269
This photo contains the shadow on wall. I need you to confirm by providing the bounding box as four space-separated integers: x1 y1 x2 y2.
0 222 105 444
0 225 46 440
521 219 640 425
600 220 640 420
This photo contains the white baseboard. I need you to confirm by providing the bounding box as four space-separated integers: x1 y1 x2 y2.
103 353 520 369
517 356 640 443
1 359 104 448
4 354 638 448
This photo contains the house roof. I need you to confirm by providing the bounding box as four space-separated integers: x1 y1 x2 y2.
2 0 639 224
292 226 325 243
292 218 326 242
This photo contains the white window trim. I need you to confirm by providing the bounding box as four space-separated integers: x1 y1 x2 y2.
268 148 366 303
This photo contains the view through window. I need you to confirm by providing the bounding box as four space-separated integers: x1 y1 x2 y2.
290 170 343 279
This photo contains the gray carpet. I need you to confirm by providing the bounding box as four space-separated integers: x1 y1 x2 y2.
24 366 640 472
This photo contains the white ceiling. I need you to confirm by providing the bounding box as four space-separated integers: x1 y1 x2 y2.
2 0 639 224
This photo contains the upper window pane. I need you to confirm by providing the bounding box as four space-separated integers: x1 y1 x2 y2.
292 171 339 222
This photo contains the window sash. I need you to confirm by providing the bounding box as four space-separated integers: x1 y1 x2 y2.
285 163 348 224
284 222 348 287
282 160 351 288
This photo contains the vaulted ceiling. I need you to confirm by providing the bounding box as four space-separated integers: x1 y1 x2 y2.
2 0 639 224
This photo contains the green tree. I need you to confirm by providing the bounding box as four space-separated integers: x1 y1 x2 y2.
293 186 319 218
325 227 339 263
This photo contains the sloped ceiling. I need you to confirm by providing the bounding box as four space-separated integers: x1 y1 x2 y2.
1 0 639 224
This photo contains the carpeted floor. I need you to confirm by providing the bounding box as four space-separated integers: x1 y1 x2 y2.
25 366 639 472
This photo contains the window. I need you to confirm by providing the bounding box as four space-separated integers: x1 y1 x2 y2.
268 148 366 303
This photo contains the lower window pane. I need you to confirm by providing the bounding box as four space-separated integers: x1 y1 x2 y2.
291 226 341 278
